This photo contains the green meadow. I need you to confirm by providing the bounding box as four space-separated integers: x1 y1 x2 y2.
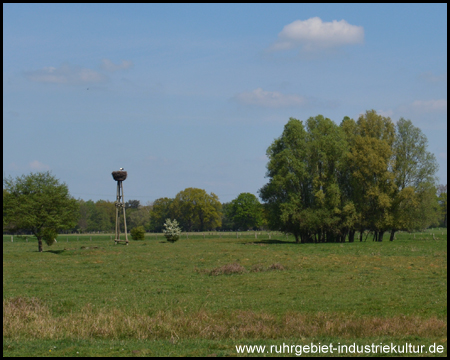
3 230 447 357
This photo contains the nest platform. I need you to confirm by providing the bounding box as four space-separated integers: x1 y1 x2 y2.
112 171 127 181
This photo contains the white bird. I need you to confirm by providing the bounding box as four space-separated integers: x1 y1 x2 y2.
119 168 124 170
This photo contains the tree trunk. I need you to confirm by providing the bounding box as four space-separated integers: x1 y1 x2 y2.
294 233 300 243
349 229 355 243
38 237 43 252
359 231 363 242
373 231 378 242
389 229 396 241
378 231 384 242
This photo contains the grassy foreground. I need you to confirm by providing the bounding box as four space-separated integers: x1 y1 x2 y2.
3 230 447 356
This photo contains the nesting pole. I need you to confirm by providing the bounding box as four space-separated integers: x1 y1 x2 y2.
112 169 129 245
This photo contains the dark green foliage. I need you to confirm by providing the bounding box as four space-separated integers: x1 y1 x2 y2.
42 228 59 246
149 197 174 232
130 226 145 240
125 199 140 209
171 188 222 231
228 193 263 230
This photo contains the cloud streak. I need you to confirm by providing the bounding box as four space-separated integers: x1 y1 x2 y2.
101 59 134 72
411 99 447 113
29 160 50 171
269 17 364 52
419 71 447 83
233 88 307 108
25 64 107 84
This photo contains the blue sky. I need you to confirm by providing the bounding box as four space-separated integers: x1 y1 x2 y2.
3 4 447 204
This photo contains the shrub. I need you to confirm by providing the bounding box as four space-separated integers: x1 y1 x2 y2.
130 226 145 240
163 219 181 243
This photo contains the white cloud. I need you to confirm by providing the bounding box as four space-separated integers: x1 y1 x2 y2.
234 88 307 108
29 160 50 171
376 109 394 118
270 17 364 52
101 59 134 72
25 64 107 84
419 71 447 83
411 99 447 112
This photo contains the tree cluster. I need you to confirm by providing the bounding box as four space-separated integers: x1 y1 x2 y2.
75 199 151 233
259 111 442 243
150 188 222 232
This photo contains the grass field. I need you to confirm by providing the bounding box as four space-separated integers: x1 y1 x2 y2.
3 230 447 357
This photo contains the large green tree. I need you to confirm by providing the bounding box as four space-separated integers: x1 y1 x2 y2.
171 188 222 231
228 193 263 230
346 110 396 241
259 117 308 242
3 172 79 252
259 116 349 243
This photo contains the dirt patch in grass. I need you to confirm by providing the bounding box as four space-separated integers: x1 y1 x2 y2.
250 263 286 272
268 263 285 271
198 263 286 276
208 263 247 276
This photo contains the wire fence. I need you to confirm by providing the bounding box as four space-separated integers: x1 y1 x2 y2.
3 228 447 243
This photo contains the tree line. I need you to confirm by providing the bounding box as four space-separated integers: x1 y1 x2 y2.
3 110 447 252
74 189 264 233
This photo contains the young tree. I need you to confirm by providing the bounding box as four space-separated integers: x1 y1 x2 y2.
3 171 79 252
163 218 182 243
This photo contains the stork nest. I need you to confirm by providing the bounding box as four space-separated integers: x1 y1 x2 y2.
112 171 127 181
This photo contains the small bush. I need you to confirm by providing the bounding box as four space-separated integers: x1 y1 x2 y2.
130 226 145 240
163 219 181 243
